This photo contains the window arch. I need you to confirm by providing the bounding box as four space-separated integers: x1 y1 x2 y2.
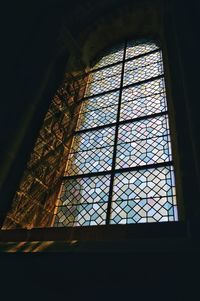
53 38 178 227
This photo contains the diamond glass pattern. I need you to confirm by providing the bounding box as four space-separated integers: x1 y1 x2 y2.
126 51 162 69
54 202 107 227
85 75 121 96
113 166 176 201
116 135 172 169
118 115 169 142
77 104 118 130
54 38 178 227
58 175 111 205
71 126 115 153
110 166 177 224
89 64 122 83
110 198 178 224
92 45 124 70
55 175 110 227
123 51 163 86
126 39 159 59
81 91 119 113
77 91 120 130
120 78 167 120
66 145 114 175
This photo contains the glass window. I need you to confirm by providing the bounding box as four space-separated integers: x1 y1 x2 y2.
53 39 178 227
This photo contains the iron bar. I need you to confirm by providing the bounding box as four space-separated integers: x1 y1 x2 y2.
74 111 168 135
89 48 161 74
78 74 164 102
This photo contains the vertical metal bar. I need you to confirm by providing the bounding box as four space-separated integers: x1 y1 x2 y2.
106 41 127 225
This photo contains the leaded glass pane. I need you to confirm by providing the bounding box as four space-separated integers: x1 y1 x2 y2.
58 175 111 206
126 51 162 70
118 115 169 142
112 166 176 201
110 199 178 224
92 45 124 70
123 51 163 86
55 175 110 226
54 38 178 227
116 135 172 169
71 126 115 153
77 91 120 130
89 64 122 83
81 91 119 112
85 75 121 96
54 202 107 227
126 39 159 59
120 78 166 120
66 146 113 176
77 104 118 130
110 166 177 224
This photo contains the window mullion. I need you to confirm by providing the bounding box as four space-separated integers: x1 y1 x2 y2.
106 41 127 225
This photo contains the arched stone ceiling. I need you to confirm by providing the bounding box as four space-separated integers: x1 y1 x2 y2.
59 0 162 72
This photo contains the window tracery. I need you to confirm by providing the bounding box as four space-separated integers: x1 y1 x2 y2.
54 39 178 227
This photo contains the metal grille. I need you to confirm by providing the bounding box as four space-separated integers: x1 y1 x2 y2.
54 39 178 227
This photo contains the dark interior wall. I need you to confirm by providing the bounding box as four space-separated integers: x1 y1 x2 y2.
164 0 200 232
0 1 69 223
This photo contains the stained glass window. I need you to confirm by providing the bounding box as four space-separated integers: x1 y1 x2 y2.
53 38 178 227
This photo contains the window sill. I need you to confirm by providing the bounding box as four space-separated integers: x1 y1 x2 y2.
0 221 186 241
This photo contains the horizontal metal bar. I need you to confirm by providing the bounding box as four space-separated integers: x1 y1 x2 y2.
74 111 168 135
79 74 164 102
55 194 176 208
87 60 162 90
63 170 112 180
62 161 173 180
77 91 166 116
116 110 168 125
114 160 173 174
55 201 108 207
69 133 170 155
89 48 161 74
74 122 117 135
70 144 114 155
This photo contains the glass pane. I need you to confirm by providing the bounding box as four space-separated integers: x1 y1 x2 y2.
110 199 178 224
81 91 120 113
110 166 177 224
66 146 114 175
89 64 122 82
113 166 176 201
85 75 121 96
123 51 163 86
54 174 111 227
126 40 159 59
71 126 115 153
92 45 124 70
116 135 172 169
120 78 166 120
54 203 108 227
58 174 111 205
77 105 118 130
126 51 162 69
77 91 120 130
118 115 169 142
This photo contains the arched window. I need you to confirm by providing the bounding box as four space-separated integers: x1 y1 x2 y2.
53 38 178 227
